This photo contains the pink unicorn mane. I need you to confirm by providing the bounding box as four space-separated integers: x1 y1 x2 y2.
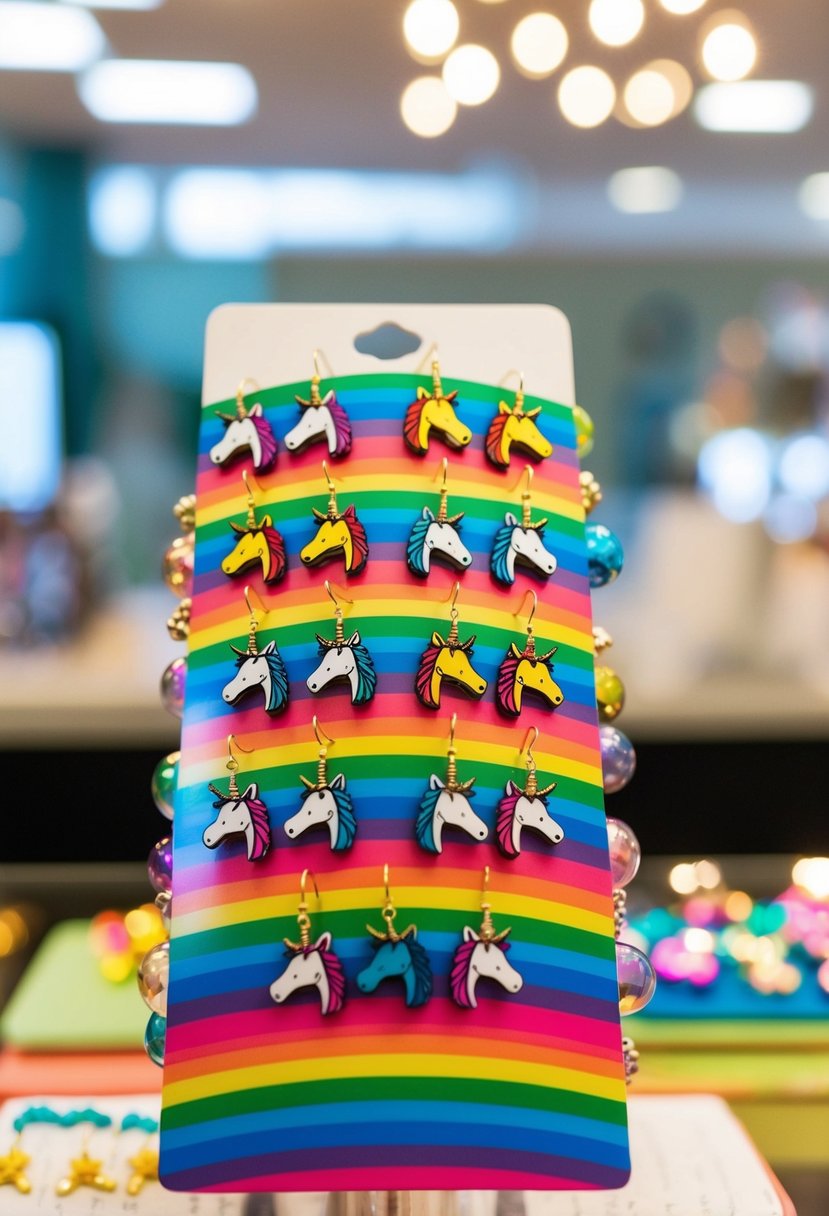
250 412 278 470
449 937 477 1008
403 397 426 452
341 504 368 571
245 795 271 860
258 521 286 582
328 395 352 457
496 651 520 715
496 787 521 858
415 640 442 708
317 946 346 1014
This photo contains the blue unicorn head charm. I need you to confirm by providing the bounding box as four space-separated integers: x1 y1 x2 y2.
406 459 472 578
221 587 289 716
283 717 357 853
306 581 376 706
356 867 433 1008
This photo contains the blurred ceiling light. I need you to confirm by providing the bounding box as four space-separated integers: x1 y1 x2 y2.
558 66 615 128
403 0 459 62
694 81 812 132
78 60 257 124
763 493 817 544
617 58 692 127
0 198 24 255
623 68 675 126
792 857 829 901
799 172 829 220
62 0 163 9
161 167 518 257
511 12 568 79
778 433 829 501
588 0 644 47
442 44 500 106
660 0 706 11
700 12 757 81
89 165 155 255
697 427 773 523
0 2 105 71
607 166 683 213
401 76 457 137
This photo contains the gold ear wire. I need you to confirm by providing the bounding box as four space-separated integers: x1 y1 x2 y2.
313 714 335 749
235 378 260 418
516 588 537 630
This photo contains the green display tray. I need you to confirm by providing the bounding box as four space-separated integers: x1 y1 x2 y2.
0 919 148 1051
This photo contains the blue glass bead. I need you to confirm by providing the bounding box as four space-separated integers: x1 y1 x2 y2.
151 751 179 821
600 725 637 794
585 523 624 588
144 1012 166 1067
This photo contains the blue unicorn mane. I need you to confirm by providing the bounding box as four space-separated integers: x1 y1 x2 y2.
490 521 516 586
263 648 290 712
402 933 433 1007
415 785 440 854
350 641 377 704
406 513 431 576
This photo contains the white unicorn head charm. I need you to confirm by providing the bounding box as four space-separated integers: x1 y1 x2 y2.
269 871 346 1016
450 867 524 1009
203 735 271 862
210 379 277 473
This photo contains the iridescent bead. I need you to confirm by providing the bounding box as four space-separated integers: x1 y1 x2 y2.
147 837 173 895
616 941 656 1015
155 891 172 933
600 725 637 794
137 940 169 1017
160 657 187 719
596 665 625 721
162 534 194 599
572 405 595 458
151 751 180 821
607 817 641 887
585 523 624 588
144 1012 166 1067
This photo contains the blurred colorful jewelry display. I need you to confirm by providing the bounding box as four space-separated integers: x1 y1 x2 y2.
581 425 655 1083
139 494 196 1070
120 1113 160 1196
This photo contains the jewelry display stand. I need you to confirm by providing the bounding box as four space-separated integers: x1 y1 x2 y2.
157 304 631 1194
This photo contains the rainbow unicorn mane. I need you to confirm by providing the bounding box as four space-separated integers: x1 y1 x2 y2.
403 398 425 454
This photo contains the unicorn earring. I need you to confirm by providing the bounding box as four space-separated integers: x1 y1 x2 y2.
485 377 552 470
203 734 271 862
490 466 558 587
450 867 524 1009
415 713 487 854
306 580 377 705
221 585 290 715
404 356 471 456
209 378 278 473
269 870 346 1016
414 582 487 710
495 589 564 717
283 716 357 852
496 727 564 859
406 457 472 578
357 865 433 1008
221 469 287 585
284 350 352 458
299 461 369 575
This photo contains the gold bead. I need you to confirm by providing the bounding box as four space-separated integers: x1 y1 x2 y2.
579 469 603 515
166 598 191 642
596 665 625 721
172 493 196 532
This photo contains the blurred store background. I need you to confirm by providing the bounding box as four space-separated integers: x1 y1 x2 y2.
0 2 828 1207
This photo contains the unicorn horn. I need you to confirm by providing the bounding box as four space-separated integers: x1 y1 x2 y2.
431 360 443 398
525 765 538 799
235 385 249 420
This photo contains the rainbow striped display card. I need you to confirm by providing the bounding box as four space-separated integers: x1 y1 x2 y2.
160 306 629 1193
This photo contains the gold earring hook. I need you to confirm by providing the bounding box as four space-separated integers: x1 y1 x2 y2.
445 581 460 610
415 341 440 376
383 862 390 903
244 584 268 621
300 868 320 904
440 457 448 489
235 377 260 416
312 715 335 749
516 588 537 632
226 734 254 769
520 726 539 770
324 579 354 611
448 712 457 753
